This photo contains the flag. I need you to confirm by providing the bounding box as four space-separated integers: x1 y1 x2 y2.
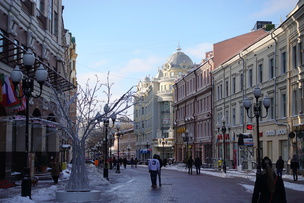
0 74 26 111
9 82 26 111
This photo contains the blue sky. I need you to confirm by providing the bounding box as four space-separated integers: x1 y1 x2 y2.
62 0 298 116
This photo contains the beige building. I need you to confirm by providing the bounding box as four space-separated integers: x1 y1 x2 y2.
0 0 76 180
212 0 304 171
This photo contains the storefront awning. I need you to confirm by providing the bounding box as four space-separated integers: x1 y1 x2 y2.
140 149 150 153
238 133 253 146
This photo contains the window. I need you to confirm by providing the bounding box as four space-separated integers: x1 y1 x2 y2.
225 81 228 97
269 58 274 79
220 84 222 99
258 64 263 83
281 52 286 74
48 0 53 31
240 107 244 124
54 11 58 36
248 69 253 87
300 41 304 66
269 97 274 119
36 0 45 13
13 39 19 62
232 108 236 126
292 90 298 116
204 71 207 86
281 93 286 117
0 29 7 53
240 74 243 90
293 45 297 69
217 86 219 100
232 77 236 94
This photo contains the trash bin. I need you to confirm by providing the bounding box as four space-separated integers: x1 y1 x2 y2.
21 167 31 199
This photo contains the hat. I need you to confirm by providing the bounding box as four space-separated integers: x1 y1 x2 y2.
261 156 272 169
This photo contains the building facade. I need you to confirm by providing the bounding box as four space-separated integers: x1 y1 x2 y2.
134 47 195 161
212 1 304 171
0 0 76 180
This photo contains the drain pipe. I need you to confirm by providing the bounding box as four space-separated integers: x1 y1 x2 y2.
271 31 291 173
208 59 215 159
239 52 245 133
271 32 278 119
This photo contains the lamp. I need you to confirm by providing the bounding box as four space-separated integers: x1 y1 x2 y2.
161 137 167 160
182 129 192 160
243 85 270 174
216 116 230 173
127 145 131 159
115 123 124 173
10 48 48 198
101 104 116 179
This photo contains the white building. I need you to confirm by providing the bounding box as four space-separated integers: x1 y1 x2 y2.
134 46 195 161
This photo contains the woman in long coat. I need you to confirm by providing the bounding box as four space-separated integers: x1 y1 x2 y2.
252 157 286 203
51 158 62 184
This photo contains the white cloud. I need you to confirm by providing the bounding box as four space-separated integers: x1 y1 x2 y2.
119 56 164 73
252 0 298 19
185 42 213 63
91 59 108 69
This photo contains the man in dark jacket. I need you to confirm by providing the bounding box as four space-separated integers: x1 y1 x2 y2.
194 157 202 175
187 156 194 175
290 154 300 181
275 156 284 177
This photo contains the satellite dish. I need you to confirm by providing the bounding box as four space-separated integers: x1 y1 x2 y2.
289 132 295 138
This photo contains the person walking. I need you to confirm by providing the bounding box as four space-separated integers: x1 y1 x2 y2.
123 157 127 169
187 156 194 175
130 157 134 168
275 156 284 177
134 158 138 168
290 154 300 181
195 157 202 175
51 158 62 184
157 155 163 187
148 154 160 188
252 156 287 203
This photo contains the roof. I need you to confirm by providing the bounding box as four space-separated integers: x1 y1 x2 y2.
213 29 268 68
164 46 193 69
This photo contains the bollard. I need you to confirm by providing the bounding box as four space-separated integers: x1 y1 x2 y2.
21 167 31 199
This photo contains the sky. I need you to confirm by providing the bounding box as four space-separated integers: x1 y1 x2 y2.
2 164 304 202
61 0 299 117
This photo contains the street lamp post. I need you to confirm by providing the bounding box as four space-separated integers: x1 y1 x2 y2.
101 104 116 180
127 145 131 159
115 123 123 173
145 142 150 159
216 117 231 173
182 129 192 161
243 85 270 174
108 131 114 169
10 49 48 198
199 141 203 160
161 137 167 160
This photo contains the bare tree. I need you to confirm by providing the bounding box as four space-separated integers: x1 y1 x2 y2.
46 74 136 192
